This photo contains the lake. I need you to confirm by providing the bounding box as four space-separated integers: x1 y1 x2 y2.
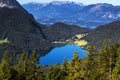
40 45 86 65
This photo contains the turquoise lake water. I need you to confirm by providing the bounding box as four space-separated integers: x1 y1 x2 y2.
40 45 86 65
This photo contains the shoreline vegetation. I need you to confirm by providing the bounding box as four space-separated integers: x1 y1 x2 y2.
0 42 120 80
52 34 88 47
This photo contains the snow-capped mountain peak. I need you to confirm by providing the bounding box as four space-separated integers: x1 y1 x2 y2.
0 2 8 7
0 0 21 8
49 1 84 6
50 1 71 5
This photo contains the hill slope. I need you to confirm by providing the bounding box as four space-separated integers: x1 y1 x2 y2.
0 0 52 58
0 0 90 59
42 22 89 42
83 20 120 47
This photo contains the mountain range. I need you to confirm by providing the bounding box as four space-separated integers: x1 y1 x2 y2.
0 0 89 59
0 0 120 61
23 1 120 28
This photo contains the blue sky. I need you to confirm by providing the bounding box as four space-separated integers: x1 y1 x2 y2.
17 0 120 5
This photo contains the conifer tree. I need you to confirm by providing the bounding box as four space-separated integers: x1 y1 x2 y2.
45 65 53 80
97 41 119 80
16 52 28 80
26 49 43 80
112 48 120 80
84 45 99 80
61 58 67 69
61 58 68 80
46 63 66 80
0 51 12 80
97 40 111 80
66 52 84 80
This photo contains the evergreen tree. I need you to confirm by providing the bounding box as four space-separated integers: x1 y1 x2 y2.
97 40 111 80
61 58 68 80
61 58 67 69
46 63 66 80
66 52 84 80
0 51 12 80
112 48 120 80
26 49 43 80
45 65 53 80
84 45 99 80
97 41 119 80
16 52 28 80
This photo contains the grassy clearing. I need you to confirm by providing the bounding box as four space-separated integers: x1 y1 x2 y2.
74 40 87 46
74 34 87 46
52 34 88 47
0 38 9 44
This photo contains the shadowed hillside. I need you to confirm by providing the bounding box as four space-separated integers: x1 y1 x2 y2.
83 20 120 47
0 0 52 59
42 22 89 42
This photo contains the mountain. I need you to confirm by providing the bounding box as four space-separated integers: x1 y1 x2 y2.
0 0 27 12
0 0 90 59
23 2 120 28
83 20 120 47
0 0 52 58
0 0 20 7
23 1 84 19
76 3 120 21
42 22 89 42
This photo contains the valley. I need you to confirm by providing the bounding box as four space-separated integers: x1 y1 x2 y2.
0 0 120 59
0 0 120 80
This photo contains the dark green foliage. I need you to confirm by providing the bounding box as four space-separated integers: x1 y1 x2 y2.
66 52 85 80
112 48 120 80
46 63 67 80
42 22 89 42
0 43 120 80
61 58 68 70
97 41 119 80
0 7 89 61
83 20 120 47
0 6 52 60
15 50 43 80
0 51 12 80
84 45 99 80
16 52 28 80
26 50 43 80
0 50 44 80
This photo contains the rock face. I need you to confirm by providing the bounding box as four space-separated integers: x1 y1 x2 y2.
0 0 52 58
83 20 120 47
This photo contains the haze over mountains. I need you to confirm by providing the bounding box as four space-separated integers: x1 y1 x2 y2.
23 1 120 28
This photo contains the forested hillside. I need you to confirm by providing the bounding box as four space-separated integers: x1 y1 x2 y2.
83 20 120 47
0 42 120 80
42 22 89 42
0 0 89 60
